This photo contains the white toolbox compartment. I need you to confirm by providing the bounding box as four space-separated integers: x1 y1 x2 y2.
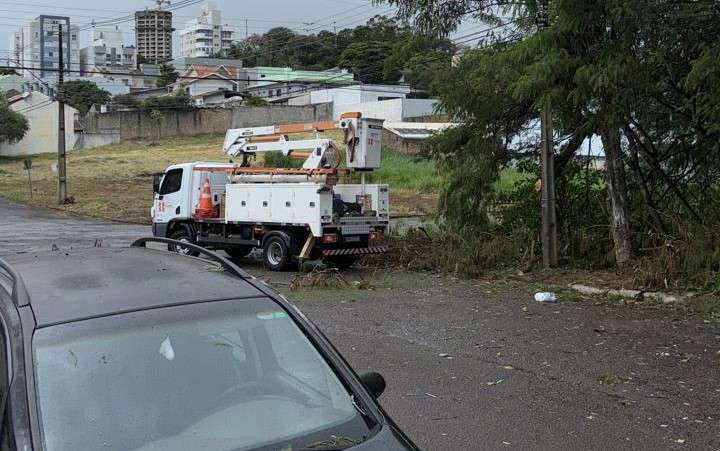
225 183 334 236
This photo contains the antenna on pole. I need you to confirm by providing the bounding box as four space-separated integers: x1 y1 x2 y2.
154 0 171 10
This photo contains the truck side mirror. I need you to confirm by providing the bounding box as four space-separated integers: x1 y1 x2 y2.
152 174 162 194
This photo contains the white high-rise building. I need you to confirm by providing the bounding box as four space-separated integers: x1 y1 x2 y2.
10 15 80 79
80 27 137 74
179 2 234 58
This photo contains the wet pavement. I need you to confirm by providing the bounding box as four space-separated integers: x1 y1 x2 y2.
1 198 719 450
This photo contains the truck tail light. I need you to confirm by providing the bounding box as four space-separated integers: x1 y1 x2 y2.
322 233 338 244
369 231 381 241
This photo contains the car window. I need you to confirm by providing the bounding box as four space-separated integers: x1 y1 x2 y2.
32 298 372 451
159 168 183 195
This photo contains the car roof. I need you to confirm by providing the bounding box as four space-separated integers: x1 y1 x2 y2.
9 247 266 327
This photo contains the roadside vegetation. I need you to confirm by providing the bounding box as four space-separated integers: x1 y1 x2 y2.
366 0 720 294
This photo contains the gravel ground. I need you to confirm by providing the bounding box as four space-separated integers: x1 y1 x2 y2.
1 198 718 450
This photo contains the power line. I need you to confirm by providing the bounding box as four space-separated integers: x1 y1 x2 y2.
0 63 358 84
2 10 520 105
2 16 517 77
226 7 397 63
78 0 204 31
9 30 524 115
273 26 523 101
14 99 54 114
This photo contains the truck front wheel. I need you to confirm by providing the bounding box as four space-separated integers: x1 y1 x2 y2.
263 236 291 271
169 229 200 257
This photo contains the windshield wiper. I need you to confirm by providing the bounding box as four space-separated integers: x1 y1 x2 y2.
297 434 359 451
297 446 349 451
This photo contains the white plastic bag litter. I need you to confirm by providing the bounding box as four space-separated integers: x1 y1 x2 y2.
534 292 557 303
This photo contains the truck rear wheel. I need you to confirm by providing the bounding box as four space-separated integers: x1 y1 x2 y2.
263 236 291 271
168 229 200 257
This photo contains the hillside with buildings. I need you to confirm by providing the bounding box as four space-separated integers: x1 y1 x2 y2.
0 2 453 158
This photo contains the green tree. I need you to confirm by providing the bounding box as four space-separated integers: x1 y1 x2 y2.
57 80 111 114
225 15 453 91
157 63 178 87
380 0 720 266
149 109 163 141
0 96 28 143
382 33 454 85
339 41 395 84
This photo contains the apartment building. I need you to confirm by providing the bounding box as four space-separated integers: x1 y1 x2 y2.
135 9 173 64
178 2 233 58
9 15 80 79
80 27 137 74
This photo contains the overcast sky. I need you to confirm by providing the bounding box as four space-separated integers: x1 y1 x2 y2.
0 0 480 56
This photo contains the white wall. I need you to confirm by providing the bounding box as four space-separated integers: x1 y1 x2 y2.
402 99 441 119
300 85 411 109
187 78 235 96
0 74 24 93
0 92 79 156
332 98 440 121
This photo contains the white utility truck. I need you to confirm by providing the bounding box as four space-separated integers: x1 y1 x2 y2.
150 113 389 270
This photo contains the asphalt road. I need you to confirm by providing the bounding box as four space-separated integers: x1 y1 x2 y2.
1 198 719 450
0 198 148 256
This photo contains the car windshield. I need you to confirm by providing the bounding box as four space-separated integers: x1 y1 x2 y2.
32 298 373 451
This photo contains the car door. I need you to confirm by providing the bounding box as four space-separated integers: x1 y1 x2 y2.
0 312 10 450
155 168 185 223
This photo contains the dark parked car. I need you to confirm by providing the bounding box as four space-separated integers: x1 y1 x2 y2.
0 238 418 451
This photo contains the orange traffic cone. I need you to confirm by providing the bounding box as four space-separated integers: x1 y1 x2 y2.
195 178 215 218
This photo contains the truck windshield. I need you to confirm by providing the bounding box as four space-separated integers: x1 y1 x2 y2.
32 299 373 451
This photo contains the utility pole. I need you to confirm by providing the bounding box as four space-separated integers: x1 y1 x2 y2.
538 0 557 268
245 18 248 39
57 23 67 204
333 22 338 49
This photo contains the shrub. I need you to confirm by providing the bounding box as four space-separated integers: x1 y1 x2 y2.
261 151 303 168
113 94 141 109
244 95 268 106
140 89 192 110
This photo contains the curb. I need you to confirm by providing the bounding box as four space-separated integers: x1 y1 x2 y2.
567 284 694 304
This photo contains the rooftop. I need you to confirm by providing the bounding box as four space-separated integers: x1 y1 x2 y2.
10 247 264 327
383 121 459 140
178 64 241 85
251 67 355 84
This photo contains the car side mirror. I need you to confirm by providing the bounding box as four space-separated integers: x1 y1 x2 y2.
360 372 386 399
152 174 162 194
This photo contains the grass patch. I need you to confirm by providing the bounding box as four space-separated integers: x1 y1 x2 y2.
0 132 440 222
494 167 533 193
0 134 226 223
361 148 441 193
